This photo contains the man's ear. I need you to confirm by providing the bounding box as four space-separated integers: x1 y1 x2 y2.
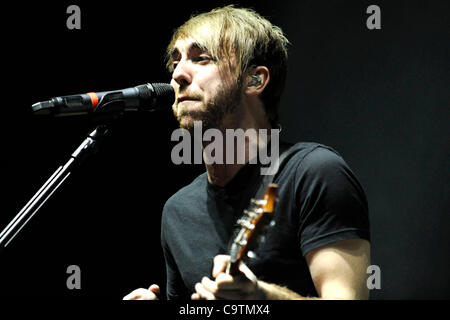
244 66 270 96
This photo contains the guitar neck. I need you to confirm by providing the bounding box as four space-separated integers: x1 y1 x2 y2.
226 259 240 276
226 241 243 275
225 184 279 277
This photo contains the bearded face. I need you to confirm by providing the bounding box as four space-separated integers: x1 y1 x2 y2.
170 38 243 133
173 78 242 132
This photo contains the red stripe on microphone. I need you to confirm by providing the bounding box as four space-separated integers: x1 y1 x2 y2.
87 92 99 109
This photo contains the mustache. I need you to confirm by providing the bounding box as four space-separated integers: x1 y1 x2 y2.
177 90 203 101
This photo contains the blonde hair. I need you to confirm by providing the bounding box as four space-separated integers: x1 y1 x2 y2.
166 5 290 127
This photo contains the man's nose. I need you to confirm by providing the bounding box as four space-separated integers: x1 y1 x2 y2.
172 60 192 88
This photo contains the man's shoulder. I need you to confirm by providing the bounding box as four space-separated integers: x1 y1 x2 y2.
163 172 207 211
279 141 366 209
280 141 345 174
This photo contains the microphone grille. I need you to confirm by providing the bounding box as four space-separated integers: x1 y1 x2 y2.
141 83 174 111
151 83 174 98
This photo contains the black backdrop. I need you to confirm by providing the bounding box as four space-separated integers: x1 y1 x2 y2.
0 0 448 300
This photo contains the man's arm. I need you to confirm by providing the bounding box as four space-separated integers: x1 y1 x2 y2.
258 238 371 300
192 238 370 300
305 238 370 299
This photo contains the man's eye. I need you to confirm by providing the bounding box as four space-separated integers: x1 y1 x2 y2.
195 55 212 63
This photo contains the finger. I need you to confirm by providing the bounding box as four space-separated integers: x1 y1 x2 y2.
238 262 258 283
201 276 218 295
195 282 216 300
215 287 250 300
213 255 230 278
215 272 249 291
215 272 257 299
215 272 234 287
191 293 200 300
123 288 157 300
216 261 258 287
123 288 146 300
149 284 160 294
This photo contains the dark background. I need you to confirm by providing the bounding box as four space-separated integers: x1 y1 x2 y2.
0 0 448 300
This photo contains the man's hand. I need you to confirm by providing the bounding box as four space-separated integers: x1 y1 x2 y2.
191 255 264 300
123 284 160 300
192 239 370 300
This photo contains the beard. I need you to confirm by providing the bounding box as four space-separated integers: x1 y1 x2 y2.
173 80 242 133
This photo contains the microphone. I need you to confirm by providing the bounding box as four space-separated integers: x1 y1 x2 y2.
31 83 175 116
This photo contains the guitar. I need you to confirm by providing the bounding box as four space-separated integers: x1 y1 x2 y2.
226 183 279 275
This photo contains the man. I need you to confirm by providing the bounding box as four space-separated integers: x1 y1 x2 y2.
124 5 370 300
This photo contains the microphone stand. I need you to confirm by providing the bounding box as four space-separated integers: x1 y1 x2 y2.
0 125 109 252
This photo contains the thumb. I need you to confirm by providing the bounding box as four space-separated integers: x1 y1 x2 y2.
238 262 258 283
213 255 230 278
148 284 160 294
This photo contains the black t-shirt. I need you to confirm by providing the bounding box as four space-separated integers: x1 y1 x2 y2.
161 142 370 300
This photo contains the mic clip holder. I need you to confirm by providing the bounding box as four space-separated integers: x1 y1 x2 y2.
0 125 109 252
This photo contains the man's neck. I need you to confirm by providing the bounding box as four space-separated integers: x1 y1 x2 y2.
204 104 271 187
206 161 245 187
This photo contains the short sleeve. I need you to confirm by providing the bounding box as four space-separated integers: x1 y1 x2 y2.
295 146 370 255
